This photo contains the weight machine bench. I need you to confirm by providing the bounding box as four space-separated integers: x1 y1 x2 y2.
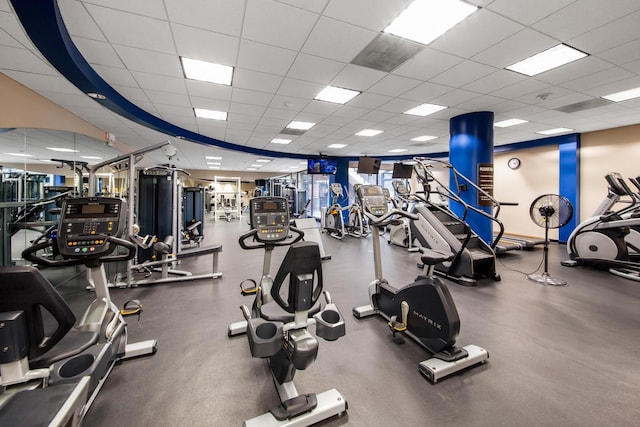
115 237 223 287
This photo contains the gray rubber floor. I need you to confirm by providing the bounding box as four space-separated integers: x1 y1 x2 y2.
48 216 639 426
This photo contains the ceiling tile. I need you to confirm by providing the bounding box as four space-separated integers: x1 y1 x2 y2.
471 28 557 69
243 0 318 51
430 9 524 60
165 0 244 36
430 60 496 88
486 0 575 26
112 45 183 77
323 0 413 31
302 16 377 63
393 47 463 81
84 4 174 54
171 24 239 66
237 39 297 75
533 0 640 41
331 64 386 92
287 53 344 84
225 68 283 93
368 74 421 97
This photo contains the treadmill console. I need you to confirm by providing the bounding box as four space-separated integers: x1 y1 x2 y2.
357 185 388 217
57 197 126 258
249 197 290 242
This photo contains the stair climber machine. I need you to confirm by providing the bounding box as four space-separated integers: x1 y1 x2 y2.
0 196 157 425
229 196 348 426
353 185 488 383
410 158 503 286
563 172 640 281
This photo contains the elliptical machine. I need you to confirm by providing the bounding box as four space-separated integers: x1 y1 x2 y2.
0 197 157 424
563 172 640 281
322 183 347 239
352 185 488 383
230 197 348 426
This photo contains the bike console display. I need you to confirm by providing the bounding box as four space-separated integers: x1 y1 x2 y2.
57 197 126 258
357 185 388 217
249 197 289 242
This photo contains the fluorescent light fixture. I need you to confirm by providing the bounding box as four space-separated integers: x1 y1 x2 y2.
194 108 227 120
536 127 573 135
250 164 263 168
494 118 529 128
314 86 361 104
271 138 292 145
601 87 640 102
411 135 437 142
384 0 478 46
389 149 408 153
403 103 447 117
327 143 347 148
207 162 221 166
286 121 316 130
4 152 33 157
208 166 220 169
256 159 271 163
356 129 383 137
46 147 79 153
246 168 257 171
181 57 233 85
506 44 587 76
80 155 102 160
205 156 222 160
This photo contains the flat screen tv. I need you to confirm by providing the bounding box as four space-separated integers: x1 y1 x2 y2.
307 158 337 175
392 163 413 179
357 157 381 175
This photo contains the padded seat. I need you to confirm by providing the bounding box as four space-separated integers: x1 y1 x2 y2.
0 266 99 369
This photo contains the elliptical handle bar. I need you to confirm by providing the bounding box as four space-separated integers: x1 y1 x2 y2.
363 207 418 227
238 226 305 250
22 236 137 267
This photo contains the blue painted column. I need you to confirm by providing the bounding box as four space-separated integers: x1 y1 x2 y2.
449 111 494 244
558 136 580 242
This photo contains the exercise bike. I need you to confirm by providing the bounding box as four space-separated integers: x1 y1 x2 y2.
229 196 348 426
0 196 157 425
352 185 488 383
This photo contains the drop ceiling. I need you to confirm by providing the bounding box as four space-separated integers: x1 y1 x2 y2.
2 0 640 174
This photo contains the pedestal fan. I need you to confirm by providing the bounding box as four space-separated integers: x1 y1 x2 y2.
527 194 573 286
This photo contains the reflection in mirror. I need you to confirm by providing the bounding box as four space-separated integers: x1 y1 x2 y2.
0 128 118 265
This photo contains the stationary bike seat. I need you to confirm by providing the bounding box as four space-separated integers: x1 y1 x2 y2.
420 249 454 266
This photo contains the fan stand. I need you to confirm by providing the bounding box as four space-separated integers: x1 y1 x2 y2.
527 205 567 286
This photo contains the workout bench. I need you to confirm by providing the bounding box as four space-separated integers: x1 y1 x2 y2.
115 236 222 287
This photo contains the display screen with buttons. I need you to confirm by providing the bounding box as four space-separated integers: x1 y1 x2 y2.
249 197 290 242
57 197 126 258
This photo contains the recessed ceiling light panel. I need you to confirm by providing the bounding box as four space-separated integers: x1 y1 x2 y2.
404 103 447 117
411 135 437 142
506 44 587 76
384 0 478 46
271 138 292 144
315 86 361 104
602 87 640 102
356 129 383 137
537 127 573 135
286 121 316 130
494 118 529 128
194 108 227 120
327 143 347 148
181 57 233 85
